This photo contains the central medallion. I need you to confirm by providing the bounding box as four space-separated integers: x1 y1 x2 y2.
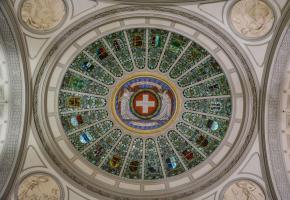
112 73 179 134
130 89 161 119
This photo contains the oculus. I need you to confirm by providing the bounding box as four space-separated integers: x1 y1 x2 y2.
57 28 232 180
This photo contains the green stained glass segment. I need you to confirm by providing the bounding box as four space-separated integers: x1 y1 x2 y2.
68 120 113 152
83 129 122 166
61 71 109 96
144 139 164 180
126 29 146 69
168 131 205 168
69 52 115 85
122 138 143 179
184 98 232 117
176 122 220 156
182 112 229 138
159 33 190 73
157 135 185 177
169 42 209 79
104 31 134 72
148 29 168 70
58 92 106 113
101 135 132 176
178 57 223 87
85 40 123 77
183 75 230 98
60 109 108 133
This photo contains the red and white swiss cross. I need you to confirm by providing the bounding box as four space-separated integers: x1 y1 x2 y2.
132 90 160 118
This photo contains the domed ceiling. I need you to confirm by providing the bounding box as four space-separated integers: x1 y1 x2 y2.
58 28 232 180
2 0 289 199
33 5 257 198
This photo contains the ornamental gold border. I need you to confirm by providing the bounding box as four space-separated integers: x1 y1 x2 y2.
110 72 182 135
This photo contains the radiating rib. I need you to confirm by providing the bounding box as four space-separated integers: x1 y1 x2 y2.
102 38 127 73
175 130 207 158
98 135 124 167
60 89 104 98
145 28 149 69
181 121 221 141
155 138 167 179
60 108 103 115
80 127 118 154
67 118 109 136
163 41 193 73
124 30 137 69
176 54 211 80
186 110 230 120
183 73 224 90
83 51 117 78
142 138 146 180
186 95 231 101
165 134 188 170
68 68 108 87
119 139 134 177
156 32 171 69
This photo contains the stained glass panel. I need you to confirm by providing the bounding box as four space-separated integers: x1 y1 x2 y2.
148 29 168 70
126 29 146 69
85 40 123 77
157 135 185 177
122 138 143 179
104 31 134 72
83 129 122 166
159 33 190 73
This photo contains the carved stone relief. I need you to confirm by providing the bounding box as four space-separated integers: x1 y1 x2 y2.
17 174 62 200
20 0 66 32
230 0 274 39
223 180 265 200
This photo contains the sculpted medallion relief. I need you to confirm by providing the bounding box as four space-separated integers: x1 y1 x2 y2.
223 180 265 200
20 0 66 32
17 174 62 200
230 0 274 39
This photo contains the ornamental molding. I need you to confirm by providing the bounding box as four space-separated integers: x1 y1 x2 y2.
33 5 258 199
0 2 29 199
261 1 290 199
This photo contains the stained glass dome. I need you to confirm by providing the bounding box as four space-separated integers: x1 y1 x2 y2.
57 28 232 180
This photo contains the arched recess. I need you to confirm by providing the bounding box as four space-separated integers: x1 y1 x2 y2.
0 1 30 199
261 1 290 200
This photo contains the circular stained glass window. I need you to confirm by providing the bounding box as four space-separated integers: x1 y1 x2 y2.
58 28 232 180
